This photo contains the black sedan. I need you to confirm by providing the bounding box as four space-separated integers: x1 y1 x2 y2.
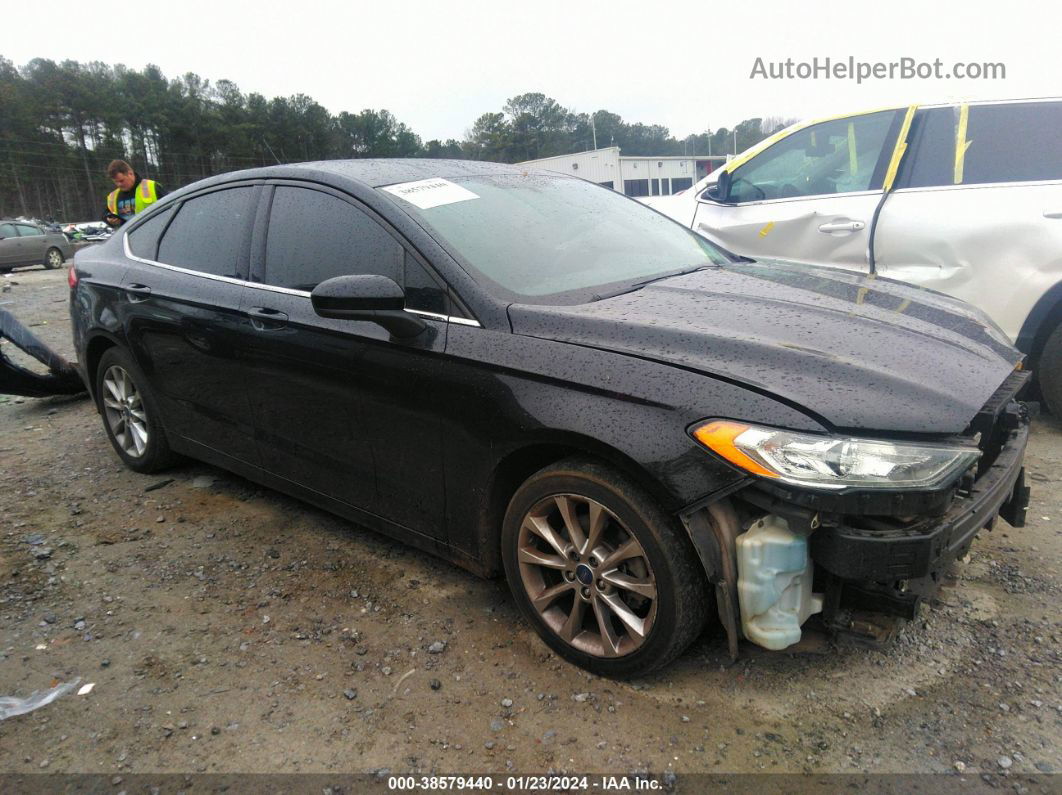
68 160 1031 676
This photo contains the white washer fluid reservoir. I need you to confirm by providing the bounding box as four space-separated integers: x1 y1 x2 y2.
736 514 824 651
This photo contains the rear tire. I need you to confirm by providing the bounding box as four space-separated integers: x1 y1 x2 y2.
1040 321 1062 417
95 346 176 473
501 457 710 677
43 247 64 269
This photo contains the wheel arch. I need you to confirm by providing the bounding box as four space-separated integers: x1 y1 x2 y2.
476 432 679 576
84 332 122 404
1015 278 1062 362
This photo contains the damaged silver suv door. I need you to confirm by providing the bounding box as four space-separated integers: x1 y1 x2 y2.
682 99 1062 413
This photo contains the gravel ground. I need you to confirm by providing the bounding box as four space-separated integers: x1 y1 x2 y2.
1 265 1059 785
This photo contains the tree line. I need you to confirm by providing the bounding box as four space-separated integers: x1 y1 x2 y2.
0 56 793 221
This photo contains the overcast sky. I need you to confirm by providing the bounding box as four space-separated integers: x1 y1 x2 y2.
2 0 1055 144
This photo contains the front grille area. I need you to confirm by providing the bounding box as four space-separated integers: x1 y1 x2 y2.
970 370 1030 442
968 369 1030 472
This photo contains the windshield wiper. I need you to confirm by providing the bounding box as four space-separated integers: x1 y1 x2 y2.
630 264 715 289
590 264 718 302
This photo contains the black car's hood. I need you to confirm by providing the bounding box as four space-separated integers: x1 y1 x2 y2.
508 260 1022 434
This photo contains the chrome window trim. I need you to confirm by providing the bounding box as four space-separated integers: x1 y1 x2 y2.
246 282 312 297
122 232 247 287
406 309 447 322
123 233 482 327
406 309 481 327
448 317 482 327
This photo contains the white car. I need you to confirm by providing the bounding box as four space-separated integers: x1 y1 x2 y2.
644 98 1062 413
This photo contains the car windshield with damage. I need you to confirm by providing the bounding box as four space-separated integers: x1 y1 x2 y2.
379 173 730 301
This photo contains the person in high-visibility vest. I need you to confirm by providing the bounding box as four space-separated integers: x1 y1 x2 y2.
102 159 168 228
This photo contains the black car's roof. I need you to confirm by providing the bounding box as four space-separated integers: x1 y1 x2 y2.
294 158 538 187
198 159 542 190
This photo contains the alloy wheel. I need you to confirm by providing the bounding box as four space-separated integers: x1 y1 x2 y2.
516 494 657 658
46 249 64 268
101 365 149 458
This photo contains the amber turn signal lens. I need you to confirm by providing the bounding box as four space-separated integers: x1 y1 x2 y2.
691 420 779 478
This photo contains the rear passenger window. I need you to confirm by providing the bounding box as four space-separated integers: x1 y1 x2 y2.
963 102 1062 185
126 206 174 260
263 186 403 291
158 187 254 278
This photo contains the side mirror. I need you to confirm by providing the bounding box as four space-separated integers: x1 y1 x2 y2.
704 169 732 203
311 274 426 338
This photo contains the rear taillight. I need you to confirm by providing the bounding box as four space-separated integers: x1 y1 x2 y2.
68 266 78 288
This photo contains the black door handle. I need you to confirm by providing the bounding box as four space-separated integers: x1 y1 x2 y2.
125 283 152 302
248 306 288 330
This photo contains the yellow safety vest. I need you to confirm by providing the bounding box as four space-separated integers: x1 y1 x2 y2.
107 178 159 217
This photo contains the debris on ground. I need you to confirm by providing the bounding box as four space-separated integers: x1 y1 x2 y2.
0 678 81 721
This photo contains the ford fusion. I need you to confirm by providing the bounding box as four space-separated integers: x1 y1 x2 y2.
68 160 1031 676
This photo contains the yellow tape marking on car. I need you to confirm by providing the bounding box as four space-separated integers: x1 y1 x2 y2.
882 105 918 193
848 122 858 176
855 272 878 306
759 221 775 238
954 104 972 184
893 298 911 315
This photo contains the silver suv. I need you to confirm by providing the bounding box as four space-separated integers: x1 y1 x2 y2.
644 99 1062 413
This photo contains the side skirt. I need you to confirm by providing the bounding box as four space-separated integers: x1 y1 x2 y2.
169 436 492 578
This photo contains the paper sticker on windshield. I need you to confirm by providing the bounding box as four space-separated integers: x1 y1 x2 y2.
382 178 479 209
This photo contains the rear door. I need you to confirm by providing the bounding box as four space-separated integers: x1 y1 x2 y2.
874 100 1062 345
692 109 904 271
14 224 48 264
239 182 451 540
121 185 261 465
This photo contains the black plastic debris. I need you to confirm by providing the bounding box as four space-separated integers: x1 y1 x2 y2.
0 309 85 397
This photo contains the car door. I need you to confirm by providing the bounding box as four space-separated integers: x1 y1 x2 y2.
0 223 19 266
874 100 1062 345
239 182 450 541
693 109 905 271
121 185 261 466
14 224 48 264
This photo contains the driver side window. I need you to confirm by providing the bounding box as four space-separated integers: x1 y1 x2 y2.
729 110 900 202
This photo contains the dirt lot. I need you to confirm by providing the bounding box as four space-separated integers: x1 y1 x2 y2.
1 265 1060 784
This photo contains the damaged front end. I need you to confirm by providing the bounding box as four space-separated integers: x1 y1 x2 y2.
682 371 1032 658
0 309 85 398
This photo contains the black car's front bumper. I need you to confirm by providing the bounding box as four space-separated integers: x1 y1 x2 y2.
693 397 1033 650
810 422 1030 583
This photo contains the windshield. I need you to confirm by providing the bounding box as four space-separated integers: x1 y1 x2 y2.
379 173 730 301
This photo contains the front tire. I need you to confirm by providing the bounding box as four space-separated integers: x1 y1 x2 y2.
95 346 176 473
43 247 64 269
1040 321 1062 417
501 458 710 677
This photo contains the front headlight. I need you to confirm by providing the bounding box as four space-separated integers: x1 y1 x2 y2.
691 420 980 491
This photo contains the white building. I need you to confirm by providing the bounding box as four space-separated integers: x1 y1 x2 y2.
518 147 726 197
